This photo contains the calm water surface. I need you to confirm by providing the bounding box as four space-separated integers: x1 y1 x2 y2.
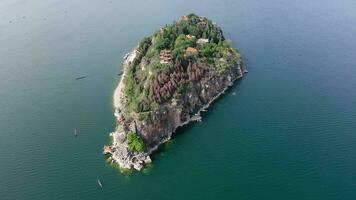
1 0 356 199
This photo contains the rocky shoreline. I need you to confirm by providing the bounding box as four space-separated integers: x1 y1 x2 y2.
105 49 245 171
109 50 151 171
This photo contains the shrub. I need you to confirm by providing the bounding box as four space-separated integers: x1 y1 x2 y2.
154 36 171 50
199 42 217 58
138 112 150 121
123 67 135 99
215 60 229 72
127 131 145 152
139 37 152 52
174 34 196 49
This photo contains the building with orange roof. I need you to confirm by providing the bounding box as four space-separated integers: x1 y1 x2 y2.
180 15 188 21
185 47 198 54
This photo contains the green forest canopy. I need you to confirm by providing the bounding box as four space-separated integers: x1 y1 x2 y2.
123 14 242 115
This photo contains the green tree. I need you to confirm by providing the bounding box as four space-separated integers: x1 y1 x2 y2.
202 31 207 39
155 36 170 50
199 43 217 58
127 131 145 152
174 34 195 49
139 37 152 52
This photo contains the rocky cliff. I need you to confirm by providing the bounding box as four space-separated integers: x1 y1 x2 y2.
106 14 246 171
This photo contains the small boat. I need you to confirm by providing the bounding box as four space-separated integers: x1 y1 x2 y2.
74 128 77 137
243 69 248 73
75 76 86 80
117 71 123 76
97 179 102 188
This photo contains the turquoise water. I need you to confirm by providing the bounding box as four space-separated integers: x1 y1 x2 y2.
1 0 356 199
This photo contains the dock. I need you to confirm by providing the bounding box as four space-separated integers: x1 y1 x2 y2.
103 145 113 155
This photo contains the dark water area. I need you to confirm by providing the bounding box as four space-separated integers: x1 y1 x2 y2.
1 0 356 199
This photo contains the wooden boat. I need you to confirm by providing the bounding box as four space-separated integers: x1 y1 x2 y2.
75 76 86 80
97 179 102 188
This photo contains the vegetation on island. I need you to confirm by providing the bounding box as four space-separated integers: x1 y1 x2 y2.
123 14 242 118
127 131 145 152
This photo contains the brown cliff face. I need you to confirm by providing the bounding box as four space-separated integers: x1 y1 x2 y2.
128 63 243 150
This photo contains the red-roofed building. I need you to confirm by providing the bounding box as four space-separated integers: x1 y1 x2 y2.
185 47 198 54
160 49 171 64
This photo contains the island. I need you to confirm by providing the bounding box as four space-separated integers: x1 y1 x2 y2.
105 14 246 171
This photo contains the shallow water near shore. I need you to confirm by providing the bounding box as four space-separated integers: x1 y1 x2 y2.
1 0 356 199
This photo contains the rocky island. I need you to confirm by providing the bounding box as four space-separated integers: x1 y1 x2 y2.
105 14 246 171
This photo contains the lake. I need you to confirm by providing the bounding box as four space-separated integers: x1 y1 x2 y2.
1 0 356 199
